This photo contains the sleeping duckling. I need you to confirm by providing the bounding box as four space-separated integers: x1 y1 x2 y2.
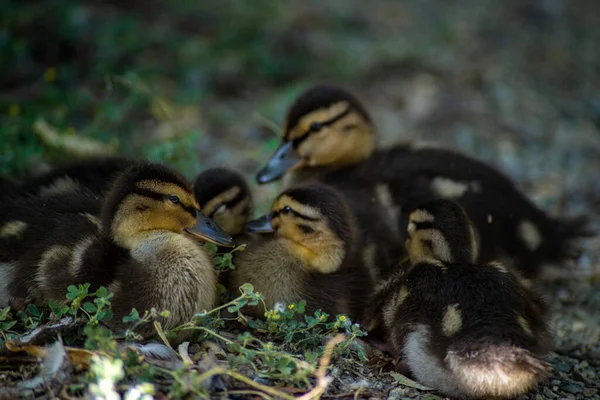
373 199 551 399
0 162 234 339
229 183 372 323
255 84 591 278
193 167 253 237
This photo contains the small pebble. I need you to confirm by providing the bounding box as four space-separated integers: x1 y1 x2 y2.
562 384 584 394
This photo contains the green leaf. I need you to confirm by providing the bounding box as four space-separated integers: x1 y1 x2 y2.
0 306 10 321
0 320 17 331
204 243 218 255
82 302 97 313
95 286 108 298
240 283 254 295
390 372 435 391
122 308 140 323
27 304 40 317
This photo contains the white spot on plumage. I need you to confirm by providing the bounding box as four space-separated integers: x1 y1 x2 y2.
0 221 27 238
383 286 410 325
70 236 96 277
38 177 79 197
518 315 533 336
517 220 542 251
36 245 72 294
431 177 481 199
80 213 101 229
442 304 462 336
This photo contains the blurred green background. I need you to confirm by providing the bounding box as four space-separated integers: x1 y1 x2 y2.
1 0 599 214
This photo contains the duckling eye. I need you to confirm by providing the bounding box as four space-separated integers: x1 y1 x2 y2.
169 195 180 204
214 204 227 215
282 206 292 214
309 122 323 133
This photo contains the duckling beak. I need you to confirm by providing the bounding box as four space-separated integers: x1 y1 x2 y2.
186 211 235 247
244 214 275 233
256 141 302 184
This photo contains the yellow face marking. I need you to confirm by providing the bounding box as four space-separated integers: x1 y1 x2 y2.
271 196 321 220
409 209 435 224
517 315 533 336
407 227 453 264
136 180 198 209
111 193 198 249
218 197 251 236
38 177 79 197
442 304 462 336
284 101 375 168
517 220 542 251
285 101 349 141
0 221 27 238
270 198 346 274
201 186 241 215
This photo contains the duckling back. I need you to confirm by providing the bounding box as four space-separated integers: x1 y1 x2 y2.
16 156 132 198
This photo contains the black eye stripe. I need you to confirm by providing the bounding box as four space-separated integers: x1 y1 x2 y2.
273 208 319 222
208 193 247 218
412 221 435 231
292 105 352 148
133 188 196 218
298 224 315 234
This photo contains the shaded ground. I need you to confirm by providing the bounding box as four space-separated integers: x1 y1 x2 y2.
1 0 599 398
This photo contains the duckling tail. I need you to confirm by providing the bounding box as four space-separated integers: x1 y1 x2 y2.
445 344 550 399
546 215 594 262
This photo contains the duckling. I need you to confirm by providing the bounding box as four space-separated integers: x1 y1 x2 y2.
255 84 591 278
0 162 234 339
11 156 133 199
193 167 253 237
229 183 372 323
372 199 552 399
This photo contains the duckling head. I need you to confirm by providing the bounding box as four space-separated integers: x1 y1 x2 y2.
101 163 234 249
256 84 376 184
406 199 478 265
193 167 253 236
245 183 357 274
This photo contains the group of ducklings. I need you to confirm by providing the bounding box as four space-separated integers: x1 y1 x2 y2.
0 84 591 399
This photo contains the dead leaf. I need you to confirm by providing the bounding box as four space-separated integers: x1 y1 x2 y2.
178 341 193 366
34 118 117 157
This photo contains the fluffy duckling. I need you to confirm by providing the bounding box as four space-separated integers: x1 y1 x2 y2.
373 199 552 399
230 183 372 323
0 162 234 339
11 156 133 199
193 167 253 237
255 84 591 278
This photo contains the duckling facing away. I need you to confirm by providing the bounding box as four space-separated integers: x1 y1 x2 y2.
373 199 552 399
255 84 591 278
0 162 234 339
229 183 372 324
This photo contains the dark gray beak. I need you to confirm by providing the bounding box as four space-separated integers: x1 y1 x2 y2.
186 211 235 247
244 214 275 233
255 141 301 184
